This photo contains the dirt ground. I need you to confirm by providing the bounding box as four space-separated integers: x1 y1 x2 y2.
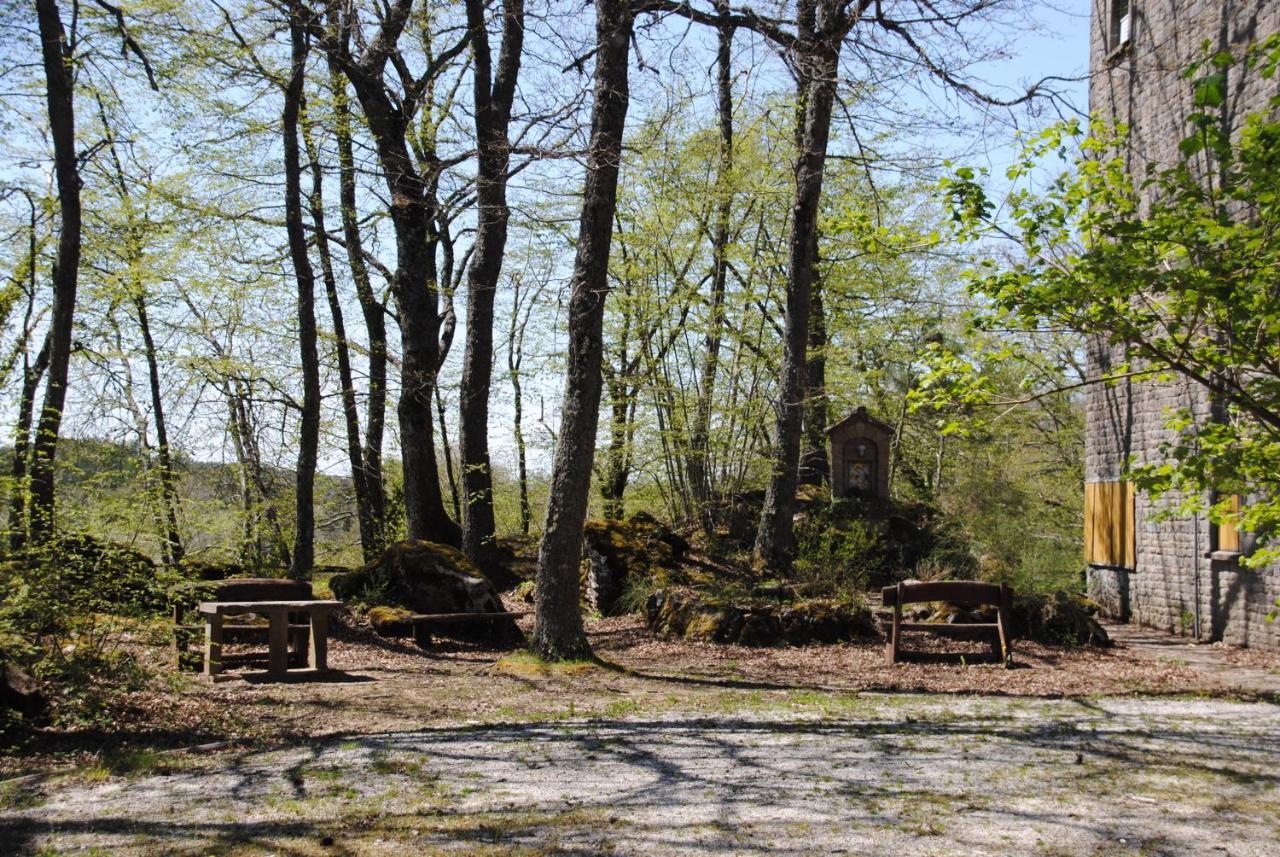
2 612 1279 855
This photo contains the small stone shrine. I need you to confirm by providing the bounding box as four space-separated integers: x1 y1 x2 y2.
828 407 893 499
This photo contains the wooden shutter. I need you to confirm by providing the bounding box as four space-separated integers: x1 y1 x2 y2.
1085 481 1135 567
1217 494 1242 553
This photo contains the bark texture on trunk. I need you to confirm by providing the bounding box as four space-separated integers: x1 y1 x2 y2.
799 271 829 485
136 295 184 565
459 0 523 572
29 0 81 545
283 5 320 577
754 0 841 570
532 0 634 661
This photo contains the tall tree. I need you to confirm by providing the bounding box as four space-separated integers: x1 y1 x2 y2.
312 0 466 546
753 0 852 569
532 0 634 660
686 6 736 530
281 2 320 577
459 0 524 572
28 0 84 545
328 56 389 557
300 78 374 563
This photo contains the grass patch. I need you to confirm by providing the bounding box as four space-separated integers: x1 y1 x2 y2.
495 651 598 678
0 780 46 810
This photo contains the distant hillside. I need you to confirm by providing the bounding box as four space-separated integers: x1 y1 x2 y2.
0 437 365 568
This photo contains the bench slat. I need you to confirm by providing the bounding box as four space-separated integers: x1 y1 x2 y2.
896 623 1000 641
408 611 523 623
198 600 342 615
881 581 1004 607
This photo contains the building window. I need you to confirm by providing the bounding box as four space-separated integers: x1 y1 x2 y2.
1110 0 1133 50
1085 481 1135 567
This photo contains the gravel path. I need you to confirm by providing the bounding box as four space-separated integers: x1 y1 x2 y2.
4 694 1278 855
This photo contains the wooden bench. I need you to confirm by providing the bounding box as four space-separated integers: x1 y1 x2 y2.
882 581 1012 666
407 611 525 648
172 578 314 671
198 599 342 680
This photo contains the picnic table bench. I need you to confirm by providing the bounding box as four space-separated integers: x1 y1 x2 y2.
882 581 1012 666
198 599 342 680
172 578 314 671
407 611 525 648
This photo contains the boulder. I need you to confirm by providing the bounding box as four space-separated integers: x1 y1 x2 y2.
582 516 688 616
0 661 44 718
1010 591 1111 647
331 540 505 616
644 589 878 646
49 533 167 616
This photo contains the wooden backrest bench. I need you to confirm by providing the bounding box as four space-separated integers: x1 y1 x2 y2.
882 581 1012 666
407 611 526 648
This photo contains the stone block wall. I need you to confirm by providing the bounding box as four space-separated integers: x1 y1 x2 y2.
1086 1 1280 649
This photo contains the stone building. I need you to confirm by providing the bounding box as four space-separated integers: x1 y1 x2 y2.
1086 0 1280 648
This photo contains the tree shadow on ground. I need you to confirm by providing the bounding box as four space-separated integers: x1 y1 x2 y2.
4 706 1277 855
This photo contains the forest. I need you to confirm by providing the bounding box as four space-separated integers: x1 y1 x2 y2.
5 0 1278 733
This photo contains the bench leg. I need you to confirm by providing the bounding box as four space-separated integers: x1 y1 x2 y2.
268 610 289 675
289 625 312 667
412 622 432 649
887 590 902 665
204 614 224 677
309 610 330 672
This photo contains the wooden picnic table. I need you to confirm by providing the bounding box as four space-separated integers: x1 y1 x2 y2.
197 599 342 680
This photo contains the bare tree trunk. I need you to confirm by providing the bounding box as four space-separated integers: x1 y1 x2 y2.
283 4 319 578
135 296 184 565
319 0 460 546
301 93 376 562
687 7 735 532
436 385 461 524
754 3 839 570
8 334 51 551
96 90 185 567
329 59 388 554
459 0 523 572
507 275 536 536
28 0 82 545
533 0 633 660
227 381 291 569
511 369 530 535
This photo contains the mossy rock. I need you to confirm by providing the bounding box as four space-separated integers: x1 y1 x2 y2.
27 533 170 617
331 539 506 618
1009 591 1111 647
366 606 415 637
645 589 878 647
582 516 689 616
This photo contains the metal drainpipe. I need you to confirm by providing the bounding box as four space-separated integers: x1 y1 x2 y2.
1193 508 1202 642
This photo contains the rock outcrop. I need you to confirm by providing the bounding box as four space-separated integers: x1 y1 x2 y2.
331 540 506 616
645 589 878 646
582 514 689 616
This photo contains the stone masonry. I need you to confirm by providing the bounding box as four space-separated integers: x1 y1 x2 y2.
1086 0 1280 648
